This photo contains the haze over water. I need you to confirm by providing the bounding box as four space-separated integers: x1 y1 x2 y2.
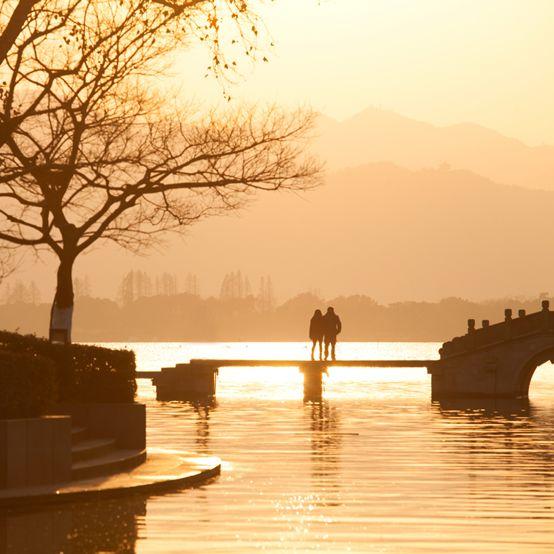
6 341 554 553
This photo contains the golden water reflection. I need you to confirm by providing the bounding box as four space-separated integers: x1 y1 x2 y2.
4 342 554 553
134 342 554 552
306 401 342 507
0 495 146 553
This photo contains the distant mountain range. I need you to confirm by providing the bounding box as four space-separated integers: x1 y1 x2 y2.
314 107 554 190
198 162 554 301
6 108 554 306
62 161 554 302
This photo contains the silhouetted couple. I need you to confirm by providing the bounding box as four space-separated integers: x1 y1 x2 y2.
309 307 342 361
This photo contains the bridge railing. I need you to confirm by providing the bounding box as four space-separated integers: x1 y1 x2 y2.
440 301 553 359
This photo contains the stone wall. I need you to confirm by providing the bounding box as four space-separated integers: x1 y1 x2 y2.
59 403 146 450
0 416 72 489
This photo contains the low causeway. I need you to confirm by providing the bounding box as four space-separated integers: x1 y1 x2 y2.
137 300 554 401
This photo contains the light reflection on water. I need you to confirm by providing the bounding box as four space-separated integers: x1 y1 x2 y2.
126 341 438 401
2 342 554 553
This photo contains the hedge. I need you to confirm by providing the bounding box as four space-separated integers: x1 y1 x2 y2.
0 350 57 419
0 331 136 405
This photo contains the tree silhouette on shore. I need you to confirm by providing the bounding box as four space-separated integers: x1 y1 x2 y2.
0 0 320 342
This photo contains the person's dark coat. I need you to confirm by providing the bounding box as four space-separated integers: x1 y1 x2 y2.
323 310 342 339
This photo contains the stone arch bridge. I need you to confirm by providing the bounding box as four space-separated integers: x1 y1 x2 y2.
429 300 554 398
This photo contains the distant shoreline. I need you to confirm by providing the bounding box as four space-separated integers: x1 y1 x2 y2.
0 294 548 345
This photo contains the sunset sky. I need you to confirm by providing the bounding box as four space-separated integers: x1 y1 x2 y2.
5 0 554 303
177 0 554 146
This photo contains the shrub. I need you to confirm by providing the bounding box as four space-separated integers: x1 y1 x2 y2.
66 342 136 403
0 331 136 404
0 350 57 419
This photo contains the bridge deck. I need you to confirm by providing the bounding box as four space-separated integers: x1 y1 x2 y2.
137 359 436 379
190 359 435 367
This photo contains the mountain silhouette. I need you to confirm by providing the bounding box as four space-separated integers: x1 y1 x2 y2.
6 112 554 303
34 162 554 303
315 107 554 190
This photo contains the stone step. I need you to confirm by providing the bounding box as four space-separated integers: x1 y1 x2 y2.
71 448 147 481
0 451 221 508
71 426 88 444
71 438 116 463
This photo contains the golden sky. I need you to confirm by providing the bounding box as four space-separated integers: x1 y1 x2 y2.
175 0 554 145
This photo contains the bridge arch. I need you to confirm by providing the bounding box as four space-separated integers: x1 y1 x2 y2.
518 347 554 397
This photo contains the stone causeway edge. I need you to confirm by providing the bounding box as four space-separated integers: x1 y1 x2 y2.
0 450 221 509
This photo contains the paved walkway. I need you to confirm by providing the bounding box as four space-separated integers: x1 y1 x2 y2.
0 449 221 508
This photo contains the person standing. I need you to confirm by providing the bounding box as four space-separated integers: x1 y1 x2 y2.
323 307 342 361
309 309 324 361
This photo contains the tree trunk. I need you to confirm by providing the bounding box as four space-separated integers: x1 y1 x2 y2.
0 0 39 65
49 257 75 344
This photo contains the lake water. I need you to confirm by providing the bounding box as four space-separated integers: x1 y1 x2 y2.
3 342 554 553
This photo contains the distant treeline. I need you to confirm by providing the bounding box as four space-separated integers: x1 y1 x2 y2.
0 293 550 343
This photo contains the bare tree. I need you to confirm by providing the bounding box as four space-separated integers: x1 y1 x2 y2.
0 0 320 342
0 249 15 282
0 0 40 64
0 0 265 67
0 0 269 146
